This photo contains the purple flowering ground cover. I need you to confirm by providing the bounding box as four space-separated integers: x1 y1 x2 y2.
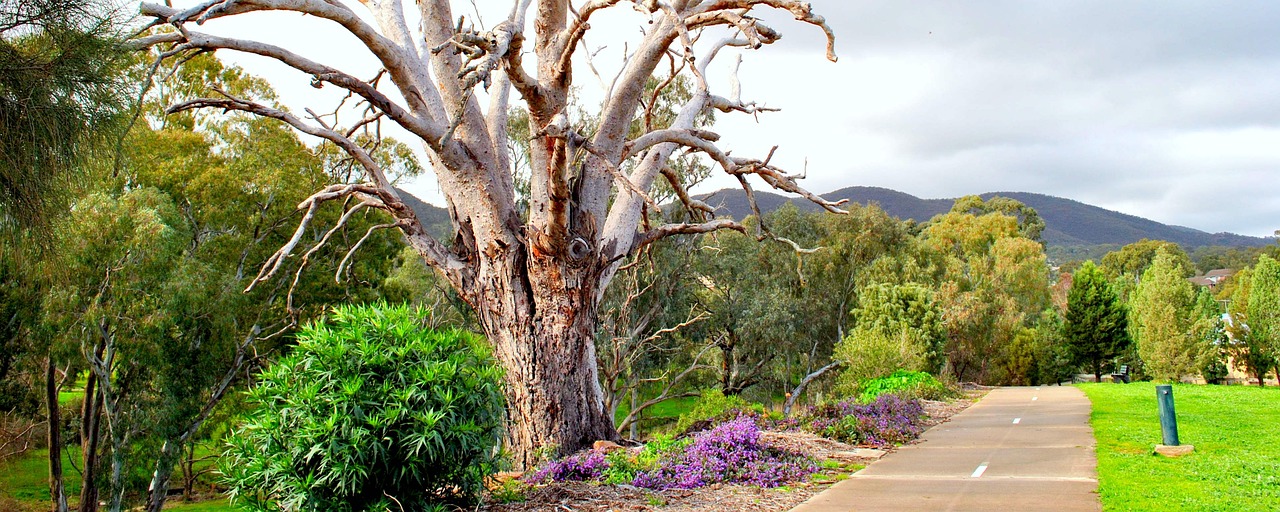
796 394 927 446
526 394 930 492
631 417 818 489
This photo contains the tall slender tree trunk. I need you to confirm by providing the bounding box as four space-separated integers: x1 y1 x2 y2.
144 440 181 512
720 332 738 395
45 359 68 512
107 429 127 512
79 361 103 512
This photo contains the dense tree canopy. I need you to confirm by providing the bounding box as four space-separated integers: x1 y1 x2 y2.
0 0 126 236
1129 249 1211 381
1063 261 1130 382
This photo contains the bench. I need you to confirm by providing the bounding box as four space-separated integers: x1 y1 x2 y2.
1111 365 1130 384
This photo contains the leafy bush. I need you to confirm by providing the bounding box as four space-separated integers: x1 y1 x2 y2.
834 328 930 394
599 436 687 485
488 479 530 504
857 370 956 403
671 389 765 435
633 416 817 489
221 303 506 511
800 394 927 447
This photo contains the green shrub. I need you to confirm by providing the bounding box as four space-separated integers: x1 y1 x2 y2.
221 303 505 512
488 479 530 504
857 370 955 403
671 389 764 435
834 329 929 394
599 434 690 485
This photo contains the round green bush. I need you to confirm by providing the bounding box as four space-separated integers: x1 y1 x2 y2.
857 370 956 403
221 303 505 511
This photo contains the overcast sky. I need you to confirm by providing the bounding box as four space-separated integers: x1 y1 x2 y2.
198 1 1280 238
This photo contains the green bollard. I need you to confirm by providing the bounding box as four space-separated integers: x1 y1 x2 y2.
1156 385 1179 446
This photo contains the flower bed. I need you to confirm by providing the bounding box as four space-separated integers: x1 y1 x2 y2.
795 394 928 446
528 417 817 490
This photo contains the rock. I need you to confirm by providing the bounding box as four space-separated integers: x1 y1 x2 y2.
834 448 887 459
593 440 625 453
1154 444 1195 457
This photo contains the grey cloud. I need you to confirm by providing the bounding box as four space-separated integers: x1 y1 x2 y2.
724 1 1280 237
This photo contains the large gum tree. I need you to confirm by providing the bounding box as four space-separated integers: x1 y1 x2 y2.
136 0 841 467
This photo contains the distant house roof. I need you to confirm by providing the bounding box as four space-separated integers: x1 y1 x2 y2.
1189 268 1235 287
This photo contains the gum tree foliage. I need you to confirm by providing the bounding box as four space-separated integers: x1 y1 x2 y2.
1101 239 1194 283
1129 249 1213 381
921 197 1050 383
34 54 410 512
948 194 1045 242
1063 261 1130 382
691 225 799 396
221 303 505 512
135 0 842 466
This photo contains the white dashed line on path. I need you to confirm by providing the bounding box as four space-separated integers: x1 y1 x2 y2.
971 464 989 478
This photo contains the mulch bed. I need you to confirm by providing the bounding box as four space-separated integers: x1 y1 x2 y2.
481 389 988 512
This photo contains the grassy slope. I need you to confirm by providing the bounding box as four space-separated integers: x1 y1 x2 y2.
1079 383 1280 512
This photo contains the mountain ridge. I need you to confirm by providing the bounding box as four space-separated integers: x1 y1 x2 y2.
696 186 1271 249
396 185 1272 250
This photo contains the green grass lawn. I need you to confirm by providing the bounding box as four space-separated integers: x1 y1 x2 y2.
0 447 83 502
1079 383 1280 512
613 395 699 431
0 445 234 511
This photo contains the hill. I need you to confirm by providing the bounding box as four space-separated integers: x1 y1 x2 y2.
695 186 1271 250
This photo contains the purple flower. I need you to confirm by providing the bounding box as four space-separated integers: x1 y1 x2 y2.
632 416 818 490
798 394 926 447
525 450 609 483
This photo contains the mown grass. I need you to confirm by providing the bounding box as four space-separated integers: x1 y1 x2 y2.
1079 383 1280 512
0 445 233 510
0 447 83 502
613 395 699 431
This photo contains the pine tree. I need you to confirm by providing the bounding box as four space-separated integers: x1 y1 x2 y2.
1063 261 1130 382
0 0 126 237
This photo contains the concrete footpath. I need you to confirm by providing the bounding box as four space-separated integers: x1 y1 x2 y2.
791 386 1100 512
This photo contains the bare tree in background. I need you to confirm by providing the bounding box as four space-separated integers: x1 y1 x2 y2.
136 0 841 467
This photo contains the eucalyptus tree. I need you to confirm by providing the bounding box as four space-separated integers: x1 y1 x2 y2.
1101 239 1194 283
921 198 1050 383
31 52 410 512
691 226 800 396
136 0 842 465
